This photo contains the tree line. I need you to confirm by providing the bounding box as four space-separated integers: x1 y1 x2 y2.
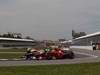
72 30 87 39
0 32 34 40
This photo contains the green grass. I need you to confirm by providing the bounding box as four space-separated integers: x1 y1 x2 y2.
0 48 26 52
0 48 26 59
0 53 24 59
0 63 100 75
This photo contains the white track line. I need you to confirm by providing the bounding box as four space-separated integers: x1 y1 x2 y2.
75 52 98 58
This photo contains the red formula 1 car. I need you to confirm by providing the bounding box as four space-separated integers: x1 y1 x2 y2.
24 48 74 60
46 48 74 59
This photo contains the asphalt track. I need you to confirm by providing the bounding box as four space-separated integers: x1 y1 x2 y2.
0 48 100 66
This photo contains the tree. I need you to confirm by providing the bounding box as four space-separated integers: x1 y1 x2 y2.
7 32 14 38
72 30 76 39
13 33 22 39
1 32 22 39
79 32 86 37
58 38 66 42
2 32 14 38
72 30 86 39
25 36 34 40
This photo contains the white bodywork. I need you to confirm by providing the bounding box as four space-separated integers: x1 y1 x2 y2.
61 47 70 51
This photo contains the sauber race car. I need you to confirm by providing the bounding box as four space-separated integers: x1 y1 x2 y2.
23 47 74 60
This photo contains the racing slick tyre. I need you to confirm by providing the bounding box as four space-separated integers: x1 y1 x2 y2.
46 55 53 60
63 51 75 59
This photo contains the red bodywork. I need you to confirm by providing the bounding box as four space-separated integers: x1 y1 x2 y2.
51 49 64 59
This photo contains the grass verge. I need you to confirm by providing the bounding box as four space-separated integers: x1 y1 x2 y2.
0 63 100 75
0 53 24 59
0 48 26 59
0 48 26 52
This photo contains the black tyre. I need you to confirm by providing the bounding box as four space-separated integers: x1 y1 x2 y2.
63 51 75 59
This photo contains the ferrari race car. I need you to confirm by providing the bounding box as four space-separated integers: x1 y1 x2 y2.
23 48 75 60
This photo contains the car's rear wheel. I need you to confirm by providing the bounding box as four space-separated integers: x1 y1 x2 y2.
63 51 75 59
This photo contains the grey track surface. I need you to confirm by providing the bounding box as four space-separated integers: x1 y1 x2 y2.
0 48 100 66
